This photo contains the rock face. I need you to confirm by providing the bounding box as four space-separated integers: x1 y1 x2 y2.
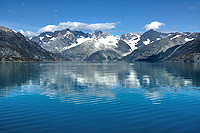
62 41 99 61
168 37 200 62
0 26 68 61
83 49 122 61
121 32 199 62
115 40 131 54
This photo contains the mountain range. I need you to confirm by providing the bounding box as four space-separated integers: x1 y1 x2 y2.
30 29 170 61
0 26 200 62
122 32 200 62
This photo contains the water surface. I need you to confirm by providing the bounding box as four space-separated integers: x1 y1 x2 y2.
1 62 200 132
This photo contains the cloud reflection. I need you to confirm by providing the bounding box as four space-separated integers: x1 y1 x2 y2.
1 62 200 104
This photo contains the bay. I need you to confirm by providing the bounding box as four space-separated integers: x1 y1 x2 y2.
0 62 200 132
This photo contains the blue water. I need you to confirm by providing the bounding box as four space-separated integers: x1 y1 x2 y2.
1 62 200 132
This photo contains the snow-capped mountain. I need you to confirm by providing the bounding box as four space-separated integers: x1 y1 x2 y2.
120 33 141 51
31 29 157 61
30 28 200 62
119 30 171 49
31 29 79 52
31 29 133 61
31 30 121 52
62 31 130 61
121 32 200 62
136 29 170 47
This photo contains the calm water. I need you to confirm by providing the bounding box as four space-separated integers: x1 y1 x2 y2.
0 62 200 132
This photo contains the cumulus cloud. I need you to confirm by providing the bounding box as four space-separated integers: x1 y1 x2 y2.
144 21 165 31
20 21 118 37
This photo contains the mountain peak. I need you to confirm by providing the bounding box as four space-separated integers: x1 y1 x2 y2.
66 28 71 31
147 29 160 33
149 29 156 31
92 30 110 38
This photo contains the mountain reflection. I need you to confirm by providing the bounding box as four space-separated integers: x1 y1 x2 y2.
0 62 41 96
1 62 200 103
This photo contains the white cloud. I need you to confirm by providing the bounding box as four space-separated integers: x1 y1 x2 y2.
19 30 37 37
144 21 165 31
20 21 118 37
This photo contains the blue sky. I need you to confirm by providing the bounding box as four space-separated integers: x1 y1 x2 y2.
1 0 200 36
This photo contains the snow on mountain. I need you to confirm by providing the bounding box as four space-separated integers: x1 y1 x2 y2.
39 36 44 41
170 35 181 40
98 35 119 47
46 34 52 38
184 38 194 42
63 37 93 50
78 33 119 49
143 38 151 45
62 32 119 51
156 38 161 41
120 33 141 51
50 37 56 41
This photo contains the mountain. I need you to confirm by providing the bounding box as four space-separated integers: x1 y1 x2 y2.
136 29 169 47
63 31 134 61
120 33 141 51
31 29 79 53
62 40 99 61
83 49 122 61
31 30 116 53
121 32 199 62
115 40 131 54
0 26 68 61
119 29 169 49
32 29 158 61
30 28 200 62
140 36 200 62
168 37 200 62
31 29 133 61
120 29 170 50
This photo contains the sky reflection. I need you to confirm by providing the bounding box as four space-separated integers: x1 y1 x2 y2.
1 62 200 104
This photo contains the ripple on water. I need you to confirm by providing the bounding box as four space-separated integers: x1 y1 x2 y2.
1 62 200 132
